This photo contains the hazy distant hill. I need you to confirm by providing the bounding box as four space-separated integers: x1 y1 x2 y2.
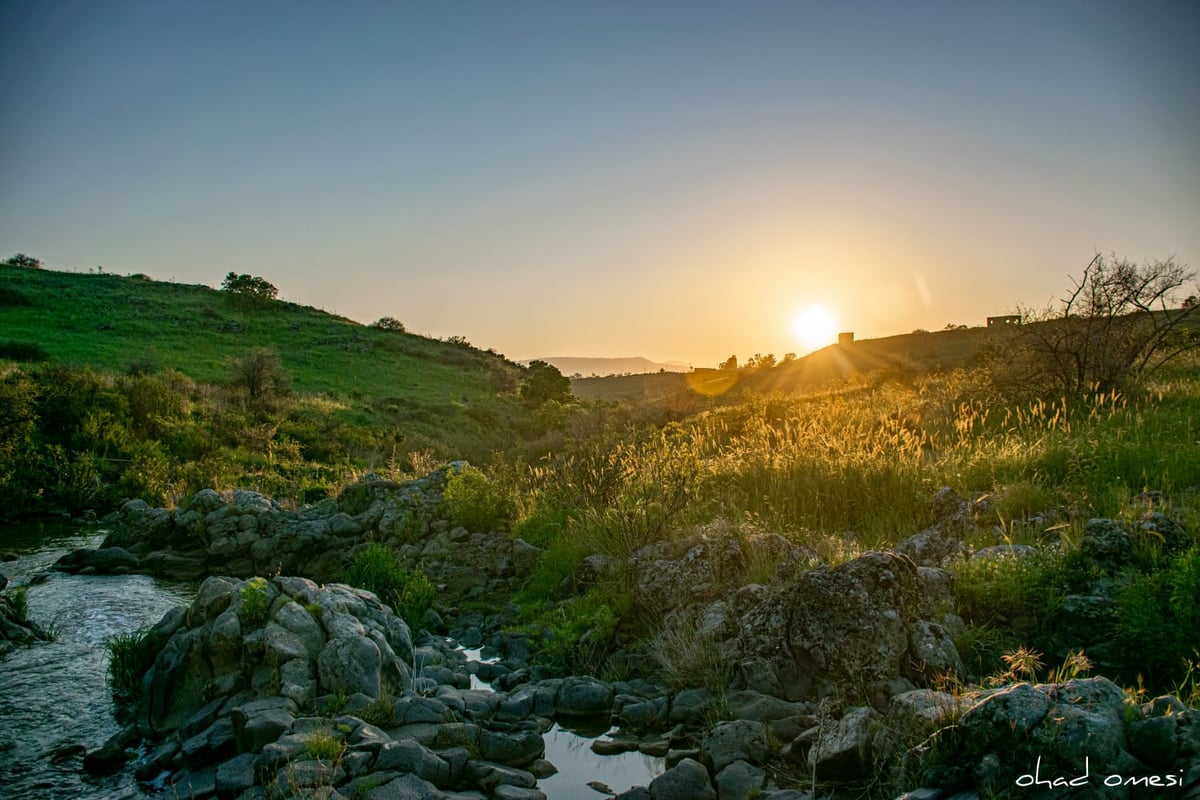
524 356 691 377
571 327 995 403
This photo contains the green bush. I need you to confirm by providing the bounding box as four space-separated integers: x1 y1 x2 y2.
1115 548 1200 683
0 287 31 307
239 577 271 627
0 341 50 362
344 543 434 629
442 466 515 532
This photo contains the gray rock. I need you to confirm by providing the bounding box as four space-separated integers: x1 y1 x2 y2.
649 757 716 800
478 729 545 766
215 752 257 795
365 772 448 799
318 634 383 697
493 786 547 800
669 688 720 725
374 739 452 786
556 676 614 717
231 697 296 753
715 759 767 800
703 720 768 772
464 760 538 791
1081 518 1133 566
726 691 812 723
808 706 878 781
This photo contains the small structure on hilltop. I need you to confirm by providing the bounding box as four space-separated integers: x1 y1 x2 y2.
986 314 1021 327
838 331 854 345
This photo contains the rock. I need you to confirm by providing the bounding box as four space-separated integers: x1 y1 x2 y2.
478 729 545 766
894 527 968 567
703 720 768 772
365 773 449 799
669 688 720 725
1080 518 1133 566
808 706 878 781
649 757 716 800
375 739 452 786
83 723 137 774
493 786 547 800
215 752 257 795
726 691 812 723
557 676 614 717
715 759 767 800
736 551 957 698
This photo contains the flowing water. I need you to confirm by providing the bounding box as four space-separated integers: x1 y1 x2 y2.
0 522 663 799
0 520 197 799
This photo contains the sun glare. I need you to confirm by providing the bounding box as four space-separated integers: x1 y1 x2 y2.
791 305 838 353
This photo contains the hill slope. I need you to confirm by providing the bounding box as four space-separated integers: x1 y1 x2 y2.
0 265 519 404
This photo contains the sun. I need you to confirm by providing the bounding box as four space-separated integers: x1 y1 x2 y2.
791 304 838 353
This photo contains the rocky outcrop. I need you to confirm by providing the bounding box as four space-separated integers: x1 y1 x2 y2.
899 677 1200 799
729 551 964 701
54 465 543 605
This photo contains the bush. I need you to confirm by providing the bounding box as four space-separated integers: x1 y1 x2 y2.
1115 548 1200 684
3 253 42 269
0 287 31 308
220 272 278 308
344 543 434 629
228 348 290 413
0 341 50 362
372 316 406 332
442 466 516 532
239 577 271 627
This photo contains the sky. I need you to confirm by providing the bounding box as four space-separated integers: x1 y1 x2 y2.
2 1 1198 367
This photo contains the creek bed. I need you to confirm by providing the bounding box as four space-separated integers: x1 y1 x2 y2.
0 520 197 799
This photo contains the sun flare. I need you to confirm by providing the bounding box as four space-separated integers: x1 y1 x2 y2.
791 305 838 353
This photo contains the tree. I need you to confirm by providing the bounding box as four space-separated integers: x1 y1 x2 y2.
719 355 738 370
520 360 573 405
221 272 278 308
4 253 42 270
372 316 406 332
228 348 290 413
999 254 1199 393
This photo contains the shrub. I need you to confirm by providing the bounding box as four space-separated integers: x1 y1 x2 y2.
372 316 406 332
359 686 398 728
0 341 50 362
344 544 434 629
442 466 516 532
220 272 278 308
0 287 31 307
106 627 158 703
303 730 345 761
3 253 42 269
227 348 290 413
1114 548 1200 684
239 577 271 627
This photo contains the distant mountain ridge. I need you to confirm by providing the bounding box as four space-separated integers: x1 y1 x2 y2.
524 356 691 377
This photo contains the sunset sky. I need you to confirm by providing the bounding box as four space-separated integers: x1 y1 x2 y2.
2 1 1198 367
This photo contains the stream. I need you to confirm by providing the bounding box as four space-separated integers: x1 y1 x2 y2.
0 520 197 799
0 521 663 798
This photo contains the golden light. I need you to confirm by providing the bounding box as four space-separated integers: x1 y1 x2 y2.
791 304 838 353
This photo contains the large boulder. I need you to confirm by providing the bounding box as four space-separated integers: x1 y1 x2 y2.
139 576 412 737
734 551 963 699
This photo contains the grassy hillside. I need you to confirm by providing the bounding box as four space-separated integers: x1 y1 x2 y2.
0 265 565 517
0 264 516 402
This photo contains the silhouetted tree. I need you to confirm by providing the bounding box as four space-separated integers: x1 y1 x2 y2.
372 316 406 332
221 272 278 308
999 254 1199 392
719 355 738 370
4 253 42 270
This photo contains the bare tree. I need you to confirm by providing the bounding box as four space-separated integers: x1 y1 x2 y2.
1000 254 1199 392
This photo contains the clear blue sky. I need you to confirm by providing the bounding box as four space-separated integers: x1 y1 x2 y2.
3 1 1197 366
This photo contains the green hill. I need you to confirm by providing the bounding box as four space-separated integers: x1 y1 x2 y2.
0 264 517 402
0 264 561 517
